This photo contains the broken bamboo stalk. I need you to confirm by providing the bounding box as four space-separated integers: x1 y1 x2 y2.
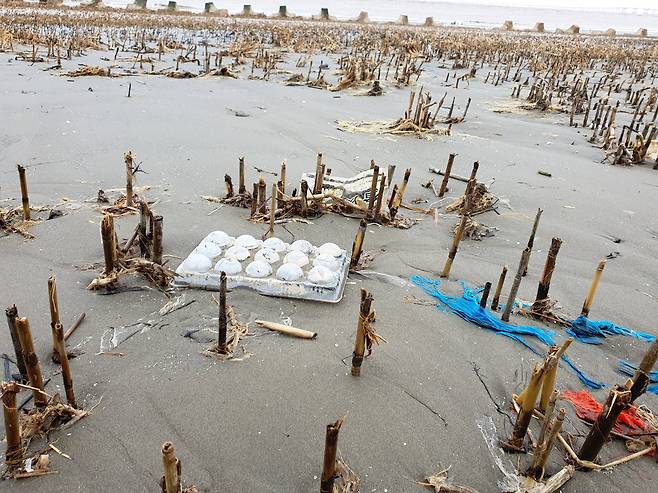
47 276 61 357
522 208 543 277
578 385 631 464
534 238 562 305
17 164 30 221
218 271 227 352
300 180 309 218
479 282 492 309
124 151 134 207
367 165 380 217
629 338 658 403
320 418 343 493
387 164 396 186
351 289 373 377
152 215 163 265
15 316 48 409
257 177 267 214
393 168 411 209
250 182 258 216
64 312 86 341
280 161 287 194
2 381 22 470
313 153 324 194
101 215 116 274
502 247 531 322
161 442 180 493
53 322 76 408
527 408 565 479
491 266 508 311
438 153 456 198
224 174 234 198
264 183 276 238
503 363 545 452
429 168 469 183
373 173 386 222
350 219 367 269
580 259 605 317
536 389 559 448
5 305 28 379
440 178 474 278
256 320 317 339
238 156 246 194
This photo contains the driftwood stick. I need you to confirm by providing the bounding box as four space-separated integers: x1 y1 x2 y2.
1 381 22 470
256 320 317 339
320 418 343 493
64 312 86 341
5 305 28 378
479 282 492 309
152 215 163 265
224 174 234 198
17 164 30 221
491 265 508 311
15 316 48 409
502 247 531 322
438 153 456 198
580 259 606 317
53 322 76 407
351 289 373 377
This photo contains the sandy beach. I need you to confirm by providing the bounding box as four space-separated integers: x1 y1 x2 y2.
1 4 658 492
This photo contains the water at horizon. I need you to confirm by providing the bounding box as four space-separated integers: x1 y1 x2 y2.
71 0 658 34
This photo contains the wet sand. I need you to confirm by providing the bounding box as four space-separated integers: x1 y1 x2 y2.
1 14 658 493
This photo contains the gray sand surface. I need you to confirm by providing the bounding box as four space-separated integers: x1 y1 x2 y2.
1 40 658 492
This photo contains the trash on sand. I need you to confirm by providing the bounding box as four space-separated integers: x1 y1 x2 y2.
256 320 317 339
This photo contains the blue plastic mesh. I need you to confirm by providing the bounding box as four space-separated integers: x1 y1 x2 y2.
617 360 658 394
567 315 656 345
411 275 605 389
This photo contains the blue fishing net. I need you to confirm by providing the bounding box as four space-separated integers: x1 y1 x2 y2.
617 360 658 394
567 315 656 345
411 275 604 389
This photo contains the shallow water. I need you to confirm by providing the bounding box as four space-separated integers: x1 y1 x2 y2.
91 0 658 33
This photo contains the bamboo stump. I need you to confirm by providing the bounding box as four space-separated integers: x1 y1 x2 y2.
351 289 373 376
2 381 22 471
15 316 48 409
17 164 30 221
320 418 343 493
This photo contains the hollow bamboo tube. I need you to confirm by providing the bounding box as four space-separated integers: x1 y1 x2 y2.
238 157 246 194
53 322 76 407
393 168 411 209
320 419 342 493
5 305 28 378
630 338 658 402
479 282 492 309
15 316 47 409
534 238 562 304
373 173 386 222
256 320 317 339
101 215 116 274
367 165 380 216
48 275 61 356
124 151 134 207
536 389 559 448
441 178 474 278
578 386 631 463
2 381 22 469
350 219 367 269
279 161 287 194
528 408 565 479
218 271 227 351
224 174 234 198
502 247 531 322
351 289 373 377
438 153 455 198
161 442 179 493
152 215 163 265
539 355 558 413
503 363 544 451
580 260 606 317
522 208 543 277
491 266 508 311
17 164 30 221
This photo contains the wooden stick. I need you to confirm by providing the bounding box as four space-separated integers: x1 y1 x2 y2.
139 201 150 258
300 180 309 218
367 165 380 217
256 320 317 339
257 177 267 213
534 237 562 305
503 363 544 451
124 151 134 207
351 289 373 377
218 271 227 352
15 316 47 409
479 282 492 308
441 178 474 278
152 215 163 265
5 305 28 378
320 419 343 493
101 215 116 274
313 153 324 194
491 266 508 311
393 168 411 209
502 247 531 322
47 276 61 357
438 153 456 198
1 381 22 470
630 338 658 402
161 442 180 493
17 164 30 221
64 312 86 341
373 173 386 222
53 322 76 408
224 174 234 198
238 156 246 194
350 219 367 269
279 161 287 194
578 385 631 463
522 208 543 276
580 259 606 317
